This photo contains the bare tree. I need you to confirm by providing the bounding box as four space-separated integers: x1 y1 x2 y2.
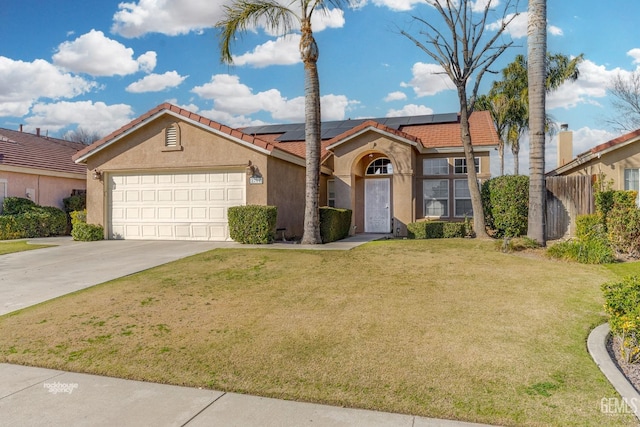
607 70 640 132
63 127 102 145
401 0 520 239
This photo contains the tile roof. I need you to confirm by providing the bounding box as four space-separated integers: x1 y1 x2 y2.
0 128 86 175
73 103 277 163
73 104 499 166
548 127 640 176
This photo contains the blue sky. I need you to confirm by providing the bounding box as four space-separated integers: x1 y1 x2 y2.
1 0 639 174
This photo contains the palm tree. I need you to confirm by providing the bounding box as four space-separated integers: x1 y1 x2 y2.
527 0 547 244
482 53 583 175
218 0 347 244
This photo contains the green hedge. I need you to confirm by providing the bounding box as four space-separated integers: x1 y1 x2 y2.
228 205 277 244
407 221 467 239
70 209 104 241
481 175 529 237
546 213 615 264
0 198 67 240
320 207 352 243
602 275 640 363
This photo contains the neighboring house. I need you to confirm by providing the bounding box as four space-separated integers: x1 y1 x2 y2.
73 103 498 241
547 127 640 206
0 127 87 213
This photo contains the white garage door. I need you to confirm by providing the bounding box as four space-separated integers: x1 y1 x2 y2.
109 170 245 241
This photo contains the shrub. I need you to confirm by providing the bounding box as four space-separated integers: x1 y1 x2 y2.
70 210 104 241
602 276 640 363
228 205 277 244
0 203 67 239
481 175 529 237
2 197 36 215
576 214 606 240
320 207 352 243
63 194 86 213
607 203 640 258
407 221 466 239
71 222 105 241
546 238 615 264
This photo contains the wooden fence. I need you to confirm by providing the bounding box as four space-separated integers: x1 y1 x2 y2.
545 175 594 240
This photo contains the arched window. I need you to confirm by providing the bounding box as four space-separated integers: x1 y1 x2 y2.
366 158 393 175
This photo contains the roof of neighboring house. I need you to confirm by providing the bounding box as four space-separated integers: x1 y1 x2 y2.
73 103 499 165
0 127 87 176
548 127 640 176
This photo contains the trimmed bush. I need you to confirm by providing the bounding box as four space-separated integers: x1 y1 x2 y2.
63 194 86 213
2 197 36 215
481 175 529 237
320 207 352 243
228 205 277 244
607 202 640 259
0 202 67 240
602 275 640 363
407 221 466 239
70 210 104 241
71 222 104 241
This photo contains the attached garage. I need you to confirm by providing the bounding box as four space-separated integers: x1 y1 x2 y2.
108 170 245 241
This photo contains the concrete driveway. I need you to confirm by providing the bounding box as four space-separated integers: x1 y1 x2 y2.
0 237 234 316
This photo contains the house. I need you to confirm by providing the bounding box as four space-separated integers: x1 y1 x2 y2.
547 127 640 206
73 103 499 241
0 127 87 212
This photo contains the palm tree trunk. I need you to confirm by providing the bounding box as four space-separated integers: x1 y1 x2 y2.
527 0 547 245
499 142 504 176
459 92 488 239
300 19 322 244
512 145 519 175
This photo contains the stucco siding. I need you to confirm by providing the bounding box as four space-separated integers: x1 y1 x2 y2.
0 170 85 209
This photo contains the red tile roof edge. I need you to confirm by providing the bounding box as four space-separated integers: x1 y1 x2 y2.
325 120 421 147
73 103 274 162
589 128 640 155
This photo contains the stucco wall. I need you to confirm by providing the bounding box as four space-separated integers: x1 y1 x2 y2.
266 156 306 239
83 116 271 226
560 142 640 190
0 170 85 209
331 131 414 235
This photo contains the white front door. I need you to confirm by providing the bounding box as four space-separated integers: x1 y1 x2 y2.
364 178 391 233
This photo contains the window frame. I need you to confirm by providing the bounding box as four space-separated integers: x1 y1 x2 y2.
423 158 449 175
453 179 473 218
327 179 336 208
366 158 393 175
423 179 449 217
624 168 640 206
453 157 480 174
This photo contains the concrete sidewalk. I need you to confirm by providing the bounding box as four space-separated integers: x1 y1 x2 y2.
0 364 494 427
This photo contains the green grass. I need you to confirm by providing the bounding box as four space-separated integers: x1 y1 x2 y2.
0 240 53 255
0 239 637 426
606 260 640 278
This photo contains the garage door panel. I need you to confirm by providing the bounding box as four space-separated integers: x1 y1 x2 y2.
109 170 245 241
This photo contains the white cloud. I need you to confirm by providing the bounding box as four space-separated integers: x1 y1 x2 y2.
547 59 624 110
192 73 357 122
384 91 408 102
370 0 423 12
487 12 527 39
53 30 156 76
401 62 455 97
112 0 224 37
627 48 640 65
232 36 301 68
549 25 563 36
198 108 268 128
386 104 434 117
113 0 344 38
126 71 188 93
0 56 96 117
24 101 134 136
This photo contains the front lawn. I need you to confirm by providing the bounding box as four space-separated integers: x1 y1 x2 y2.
0 239 636 426
0 240 53 255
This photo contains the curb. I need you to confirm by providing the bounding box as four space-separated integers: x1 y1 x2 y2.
587 323 640 421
